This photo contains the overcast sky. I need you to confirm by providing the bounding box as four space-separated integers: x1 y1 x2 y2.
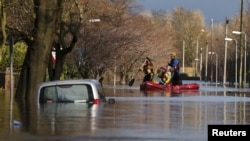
136 0 243 24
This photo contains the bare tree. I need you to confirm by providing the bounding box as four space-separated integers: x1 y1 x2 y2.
172 7 205 67
70 0 155 84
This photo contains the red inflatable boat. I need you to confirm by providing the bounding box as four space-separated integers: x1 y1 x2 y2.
140 81 199 92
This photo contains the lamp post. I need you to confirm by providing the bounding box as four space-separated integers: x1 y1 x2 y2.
205 41 208 82
114 57 116 95
182 40 185 73
199 29 205 81
223 19 229 87
209 51 218 86
8 34 14 111
232 31 247 87
200 47 203 81
195 39 199 77
225 37 238 88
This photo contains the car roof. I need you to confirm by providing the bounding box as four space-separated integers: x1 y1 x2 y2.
37 79 100 88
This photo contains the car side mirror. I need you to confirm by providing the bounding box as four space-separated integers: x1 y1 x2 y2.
107 98 115 104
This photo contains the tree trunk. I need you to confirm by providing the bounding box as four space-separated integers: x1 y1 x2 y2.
15 0 63 102
0 2 7 61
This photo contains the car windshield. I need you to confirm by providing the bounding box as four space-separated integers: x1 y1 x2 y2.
40 84 93 103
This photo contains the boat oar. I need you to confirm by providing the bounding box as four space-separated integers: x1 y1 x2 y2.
129 57 150 87
128 70 140 87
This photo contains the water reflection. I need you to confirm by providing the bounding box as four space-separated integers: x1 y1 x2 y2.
36 103 101 135
0 84 250 141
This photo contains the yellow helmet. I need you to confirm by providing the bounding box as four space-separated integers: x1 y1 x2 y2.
170 52 176 56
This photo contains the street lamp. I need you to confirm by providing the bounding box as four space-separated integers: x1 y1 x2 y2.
225 37 238 88
209 52 218 86
89 19 101 23
232 31 247 87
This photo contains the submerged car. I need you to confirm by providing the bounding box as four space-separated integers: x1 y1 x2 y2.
36 79 107 105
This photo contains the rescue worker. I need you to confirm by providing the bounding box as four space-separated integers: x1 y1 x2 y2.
168 52 181 85
139 57 154 82
156 66 171 85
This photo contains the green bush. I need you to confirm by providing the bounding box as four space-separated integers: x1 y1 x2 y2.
0 42 27 72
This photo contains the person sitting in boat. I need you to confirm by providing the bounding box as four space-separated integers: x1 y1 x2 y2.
139 57 154 82
155 66 171 85
168 52 181 85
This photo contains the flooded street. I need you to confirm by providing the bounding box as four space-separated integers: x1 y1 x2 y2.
0 80 250 141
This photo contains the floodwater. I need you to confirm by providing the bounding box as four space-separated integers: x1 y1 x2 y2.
0 80 250 141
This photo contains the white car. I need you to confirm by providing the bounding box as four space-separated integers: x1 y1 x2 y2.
36 79 108 105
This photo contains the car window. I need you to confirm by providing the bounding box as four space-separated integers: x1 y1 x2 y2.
40 84 93 103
